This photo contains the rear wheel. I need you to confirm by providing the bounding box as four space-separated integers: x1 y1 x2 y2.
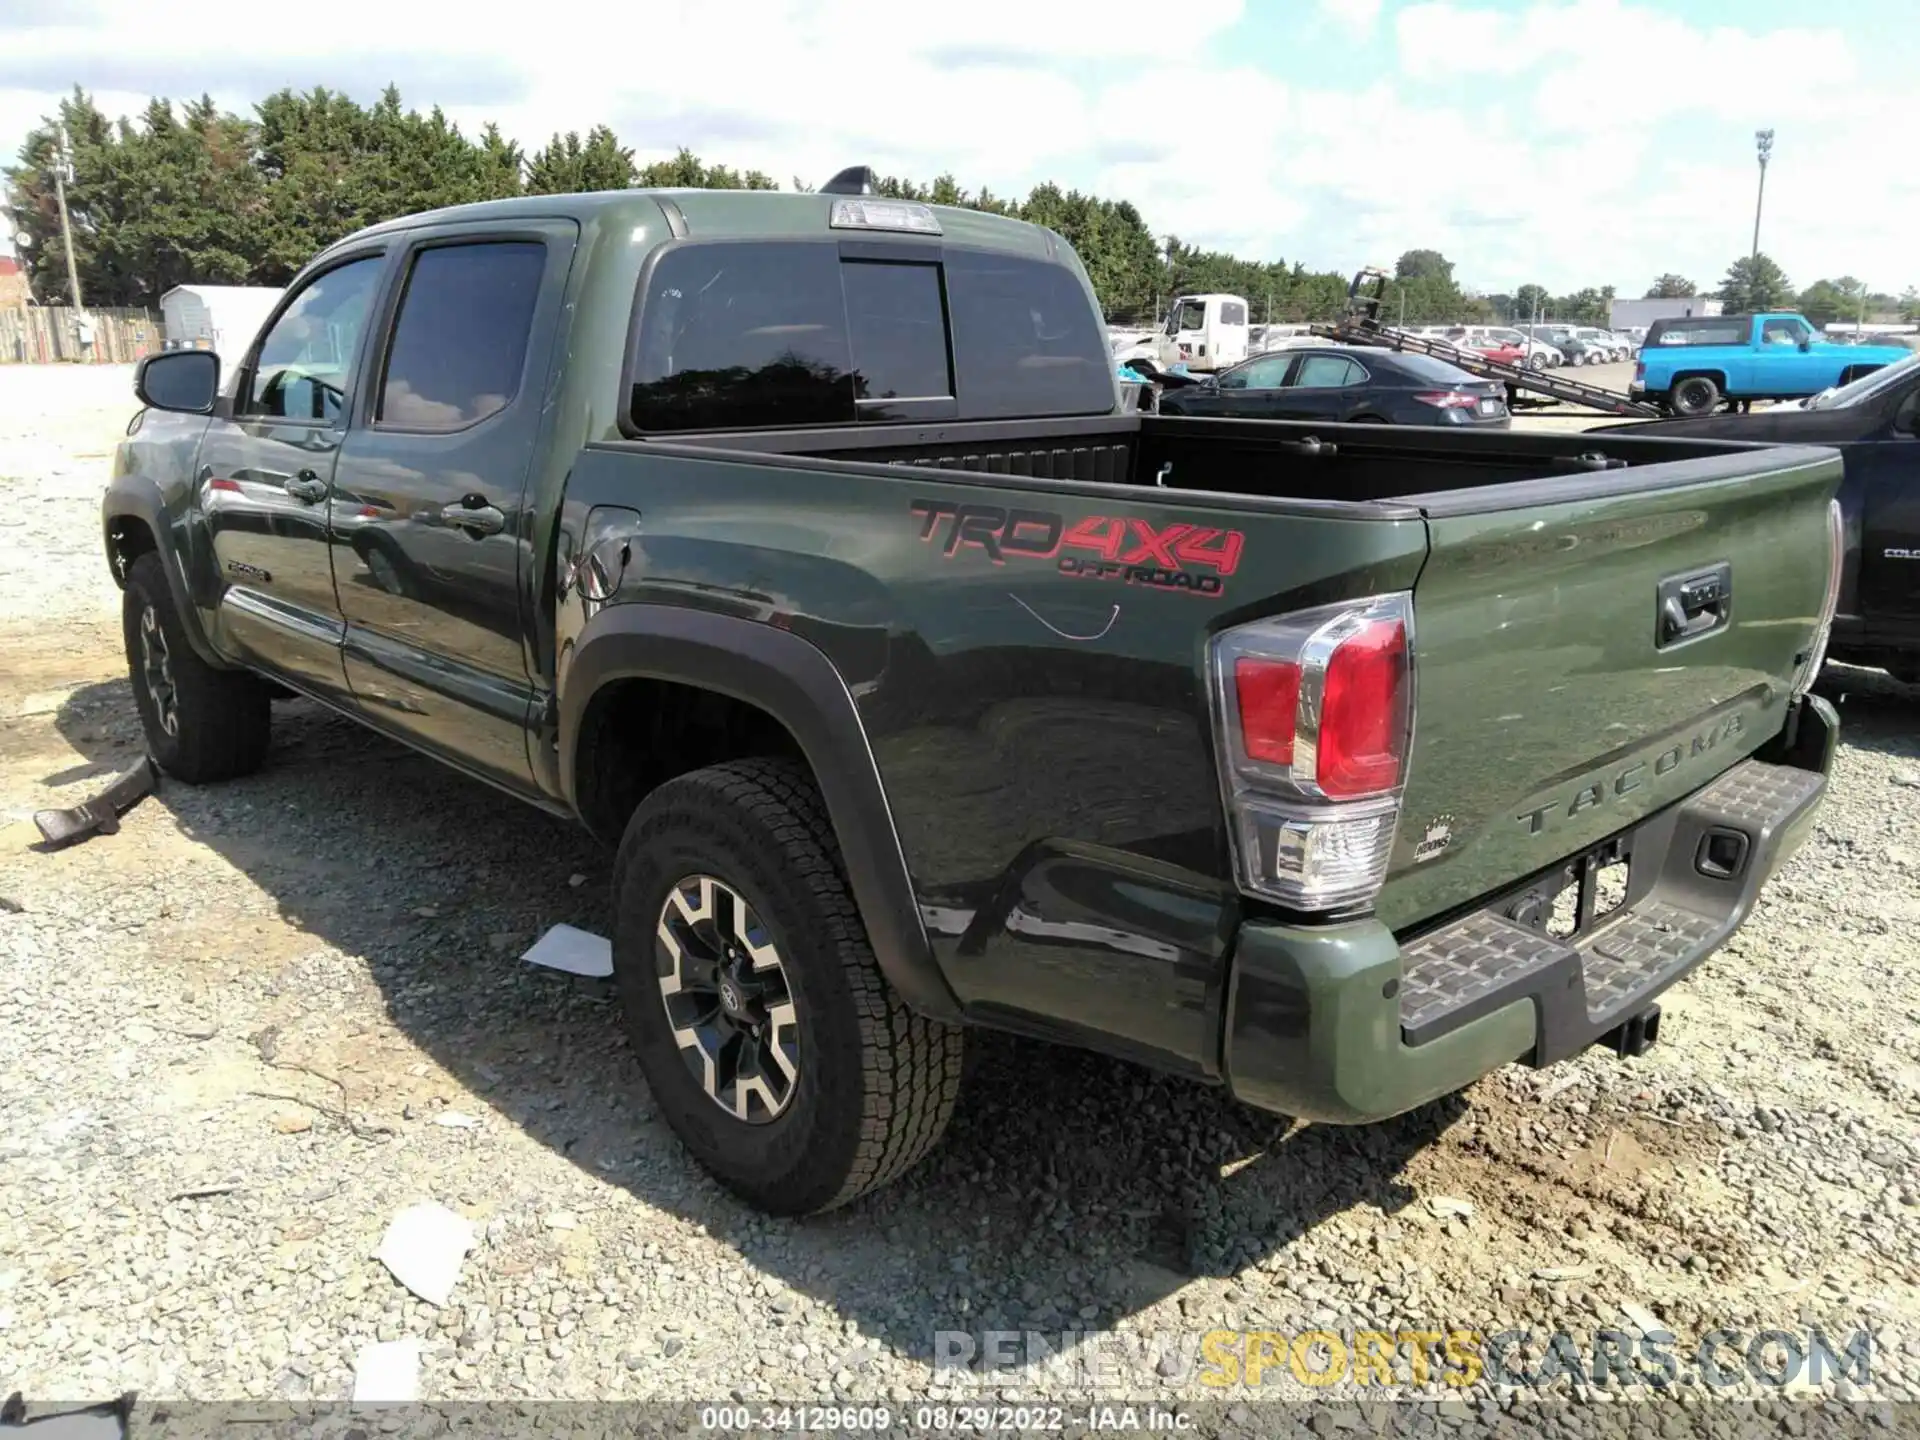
612 758 965 1214
121 552 271 783
1526 352 1547 371
1669 375 1721 417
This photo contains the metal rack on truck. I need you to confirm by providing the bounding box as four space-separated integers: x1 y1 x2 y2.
1311 268 1661 418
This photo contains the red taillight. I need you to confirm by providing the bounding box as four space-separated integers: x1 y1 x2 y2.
1634 361 1646 381
1318 618 1408 797
208 477 241 492
1412 391 1478 409
1209 594 1416 912
1234 657 1301 765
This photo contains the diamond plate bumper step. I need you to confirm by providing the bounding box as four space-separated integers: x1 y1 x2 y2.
1396 758 1826 1064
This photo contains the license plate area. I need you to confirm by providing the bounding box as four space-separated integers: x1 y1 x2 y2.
1502 836 1632 943
1477 397 1502 415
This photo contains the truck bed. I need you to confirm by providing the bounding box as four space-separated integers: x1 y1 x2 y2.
649 412 1793 509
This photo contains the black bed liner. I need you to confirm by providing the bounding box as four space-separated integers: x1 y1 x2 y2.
617 411 1793 509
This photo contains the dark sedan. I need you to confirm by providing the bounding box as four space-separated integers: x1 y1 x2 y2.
1157 346 1511 427
1593 350 1920 685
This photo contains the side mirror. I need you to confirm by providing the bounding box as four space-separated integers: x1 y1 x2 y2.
1798 338 1811 352
135 350 221 414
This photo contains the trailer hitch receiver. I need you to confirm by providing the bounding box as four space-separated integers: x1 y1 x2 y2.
1596 1004 1662 1059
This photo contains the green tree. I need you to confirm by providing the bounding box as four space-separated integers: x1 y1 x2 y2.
527 125 634 194
1797 277 1865 328
1394 248 1453 283
1512 283 1549 322
1717 253 1794 313
3 87 117 304
634 146 773 190
1645 273 1696 298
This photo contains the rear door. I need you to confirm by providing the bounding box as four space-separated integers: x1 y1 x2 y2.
1274 353 1367 420
198 250 389 699
1382 449 1840 932
330 222 577 791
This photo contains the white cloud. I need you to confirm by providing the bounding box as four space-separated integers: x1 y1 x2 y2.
1318 0 1383 36
1 0 1914 301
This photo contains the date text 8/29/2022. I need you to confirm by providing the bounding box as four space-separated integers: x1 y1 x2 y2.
699 1403 1195 1432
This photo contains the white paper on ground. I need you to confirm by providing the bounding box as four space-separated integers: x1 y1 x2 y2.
373 1201 474 1307
352 1337 422 1402
521 923 613 978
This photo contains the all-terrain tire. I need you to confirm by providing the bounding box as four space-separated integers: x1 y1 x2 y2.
121 552 271 783
611 757 965 1214
1669 375 1721 416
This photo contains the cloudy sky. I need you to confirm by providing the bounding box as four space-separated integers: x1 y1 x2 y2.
1 0 1911 297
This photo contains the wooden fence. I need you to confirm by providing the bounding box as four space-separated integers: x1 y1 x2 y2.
0 306 161 364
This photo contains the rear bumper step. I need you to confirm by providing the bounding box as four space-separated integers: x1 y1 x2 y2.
1396 757 1825 1064
1221 698 1835 1125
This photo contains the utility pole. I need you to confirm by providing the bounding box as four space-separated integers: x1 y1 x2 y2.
1751 129 1774 264
51 124 84 312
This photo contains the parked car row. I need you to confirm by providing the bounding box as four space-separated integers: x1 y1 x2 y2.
1399 323 1639 367
1515 324 1635 365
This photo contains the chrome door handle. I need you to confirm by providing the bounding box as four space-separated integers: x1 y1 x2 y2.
442 500 506 536
283 472 327 503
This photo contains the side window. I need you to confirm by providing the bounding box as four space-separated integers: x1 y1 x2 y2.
378 241 545 429
1174 299 1207 332
1237 355 1294 389
1761 318 1808 347
243 256 383 422
1218 301 1247 326
1293 355 1360 388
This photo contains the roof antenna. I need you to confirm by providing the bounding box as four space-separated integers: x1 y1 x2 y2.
820 166 876 196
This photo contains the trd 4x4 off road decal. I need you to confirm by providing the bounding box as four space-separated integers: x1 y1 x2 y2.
909 499 1242 596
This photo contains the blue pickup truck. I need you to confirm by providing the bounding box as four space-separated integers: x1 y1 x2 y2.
1632 312 1908 416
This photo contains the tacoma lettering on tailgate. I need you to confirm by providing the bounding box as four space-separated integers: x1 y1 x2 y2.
1515 713 1747 835
910 499 1243 597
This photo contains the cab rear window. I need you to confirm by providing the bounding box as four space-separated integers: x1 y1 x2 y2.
627 240 1112 432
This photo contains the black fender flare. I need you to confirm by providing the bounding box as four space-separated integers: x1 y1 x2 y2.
101 473 231 669
558 604 962 1022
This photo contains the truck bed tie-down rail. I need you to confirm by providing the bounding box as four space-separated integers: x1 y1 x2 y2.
1314 269 1661 418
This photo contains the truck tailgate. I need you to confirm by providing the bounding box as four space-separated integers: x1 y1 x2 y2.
1382 446 1841 933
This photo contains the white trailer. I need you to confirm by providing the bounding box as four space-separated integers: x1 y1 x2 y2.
159 284 284 372
1607 296 1722 331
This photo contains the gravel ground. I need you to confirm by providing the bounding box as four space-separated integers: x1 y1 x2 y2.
2 363 1918 1421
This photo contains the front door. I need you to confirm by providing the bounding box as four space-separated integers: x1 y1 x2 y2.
1182 352 1293 416
330 224 575 792
1856 385 1920 620
200 251 389 699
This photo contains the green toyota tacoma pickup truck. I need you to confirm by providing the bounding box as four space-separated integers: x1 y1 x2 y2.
106 173 1843 1215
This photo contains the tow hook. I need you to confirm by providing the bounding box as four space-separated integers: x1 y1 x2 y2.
1597 1004 1661 1059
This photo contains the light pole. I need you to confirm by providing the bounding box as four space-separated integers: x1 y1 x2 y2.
50 125 84 311
1751 129 1774 264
